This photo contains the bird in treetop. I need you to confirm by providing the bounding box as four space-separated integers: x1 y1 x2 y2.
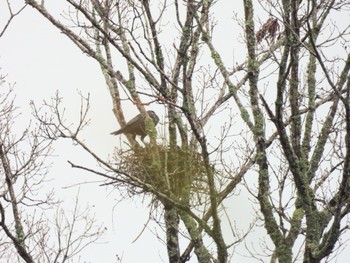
110 110 159 142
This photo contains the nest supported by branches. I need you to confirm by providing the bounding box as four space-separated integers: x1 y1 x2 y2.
113 144 208 199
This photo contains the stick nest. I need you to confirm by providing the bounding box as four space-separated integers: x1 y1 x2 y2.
113 144 208 197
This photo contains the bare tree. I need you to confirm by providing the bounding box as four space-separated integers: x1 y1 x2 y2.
0 4 104 263
0 0 26 38
0 74 105 263
23 0 350 262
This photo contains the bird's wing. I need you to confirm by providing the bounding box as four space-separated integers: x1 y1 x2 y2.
110 113 143 135
125 114 142 126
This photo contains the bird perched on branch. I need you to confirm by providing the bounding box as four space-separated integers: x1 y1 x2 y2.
110 110 159 142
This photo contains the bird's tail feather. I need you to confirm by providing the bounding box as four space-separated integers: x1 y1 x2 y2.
110 130 122 135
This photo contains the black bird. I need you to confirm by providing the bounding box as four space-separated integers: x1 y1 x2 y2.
110 110 159 141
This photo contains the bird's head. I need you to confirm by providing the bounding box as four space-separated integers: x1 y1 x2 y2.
147 110 160 125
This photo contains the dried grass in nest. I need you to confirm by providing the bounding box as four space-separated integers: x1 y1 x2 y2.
114 144 209 197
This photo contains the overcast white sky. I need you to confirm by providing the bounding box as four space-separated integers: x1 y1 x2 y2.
1 1 349 263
